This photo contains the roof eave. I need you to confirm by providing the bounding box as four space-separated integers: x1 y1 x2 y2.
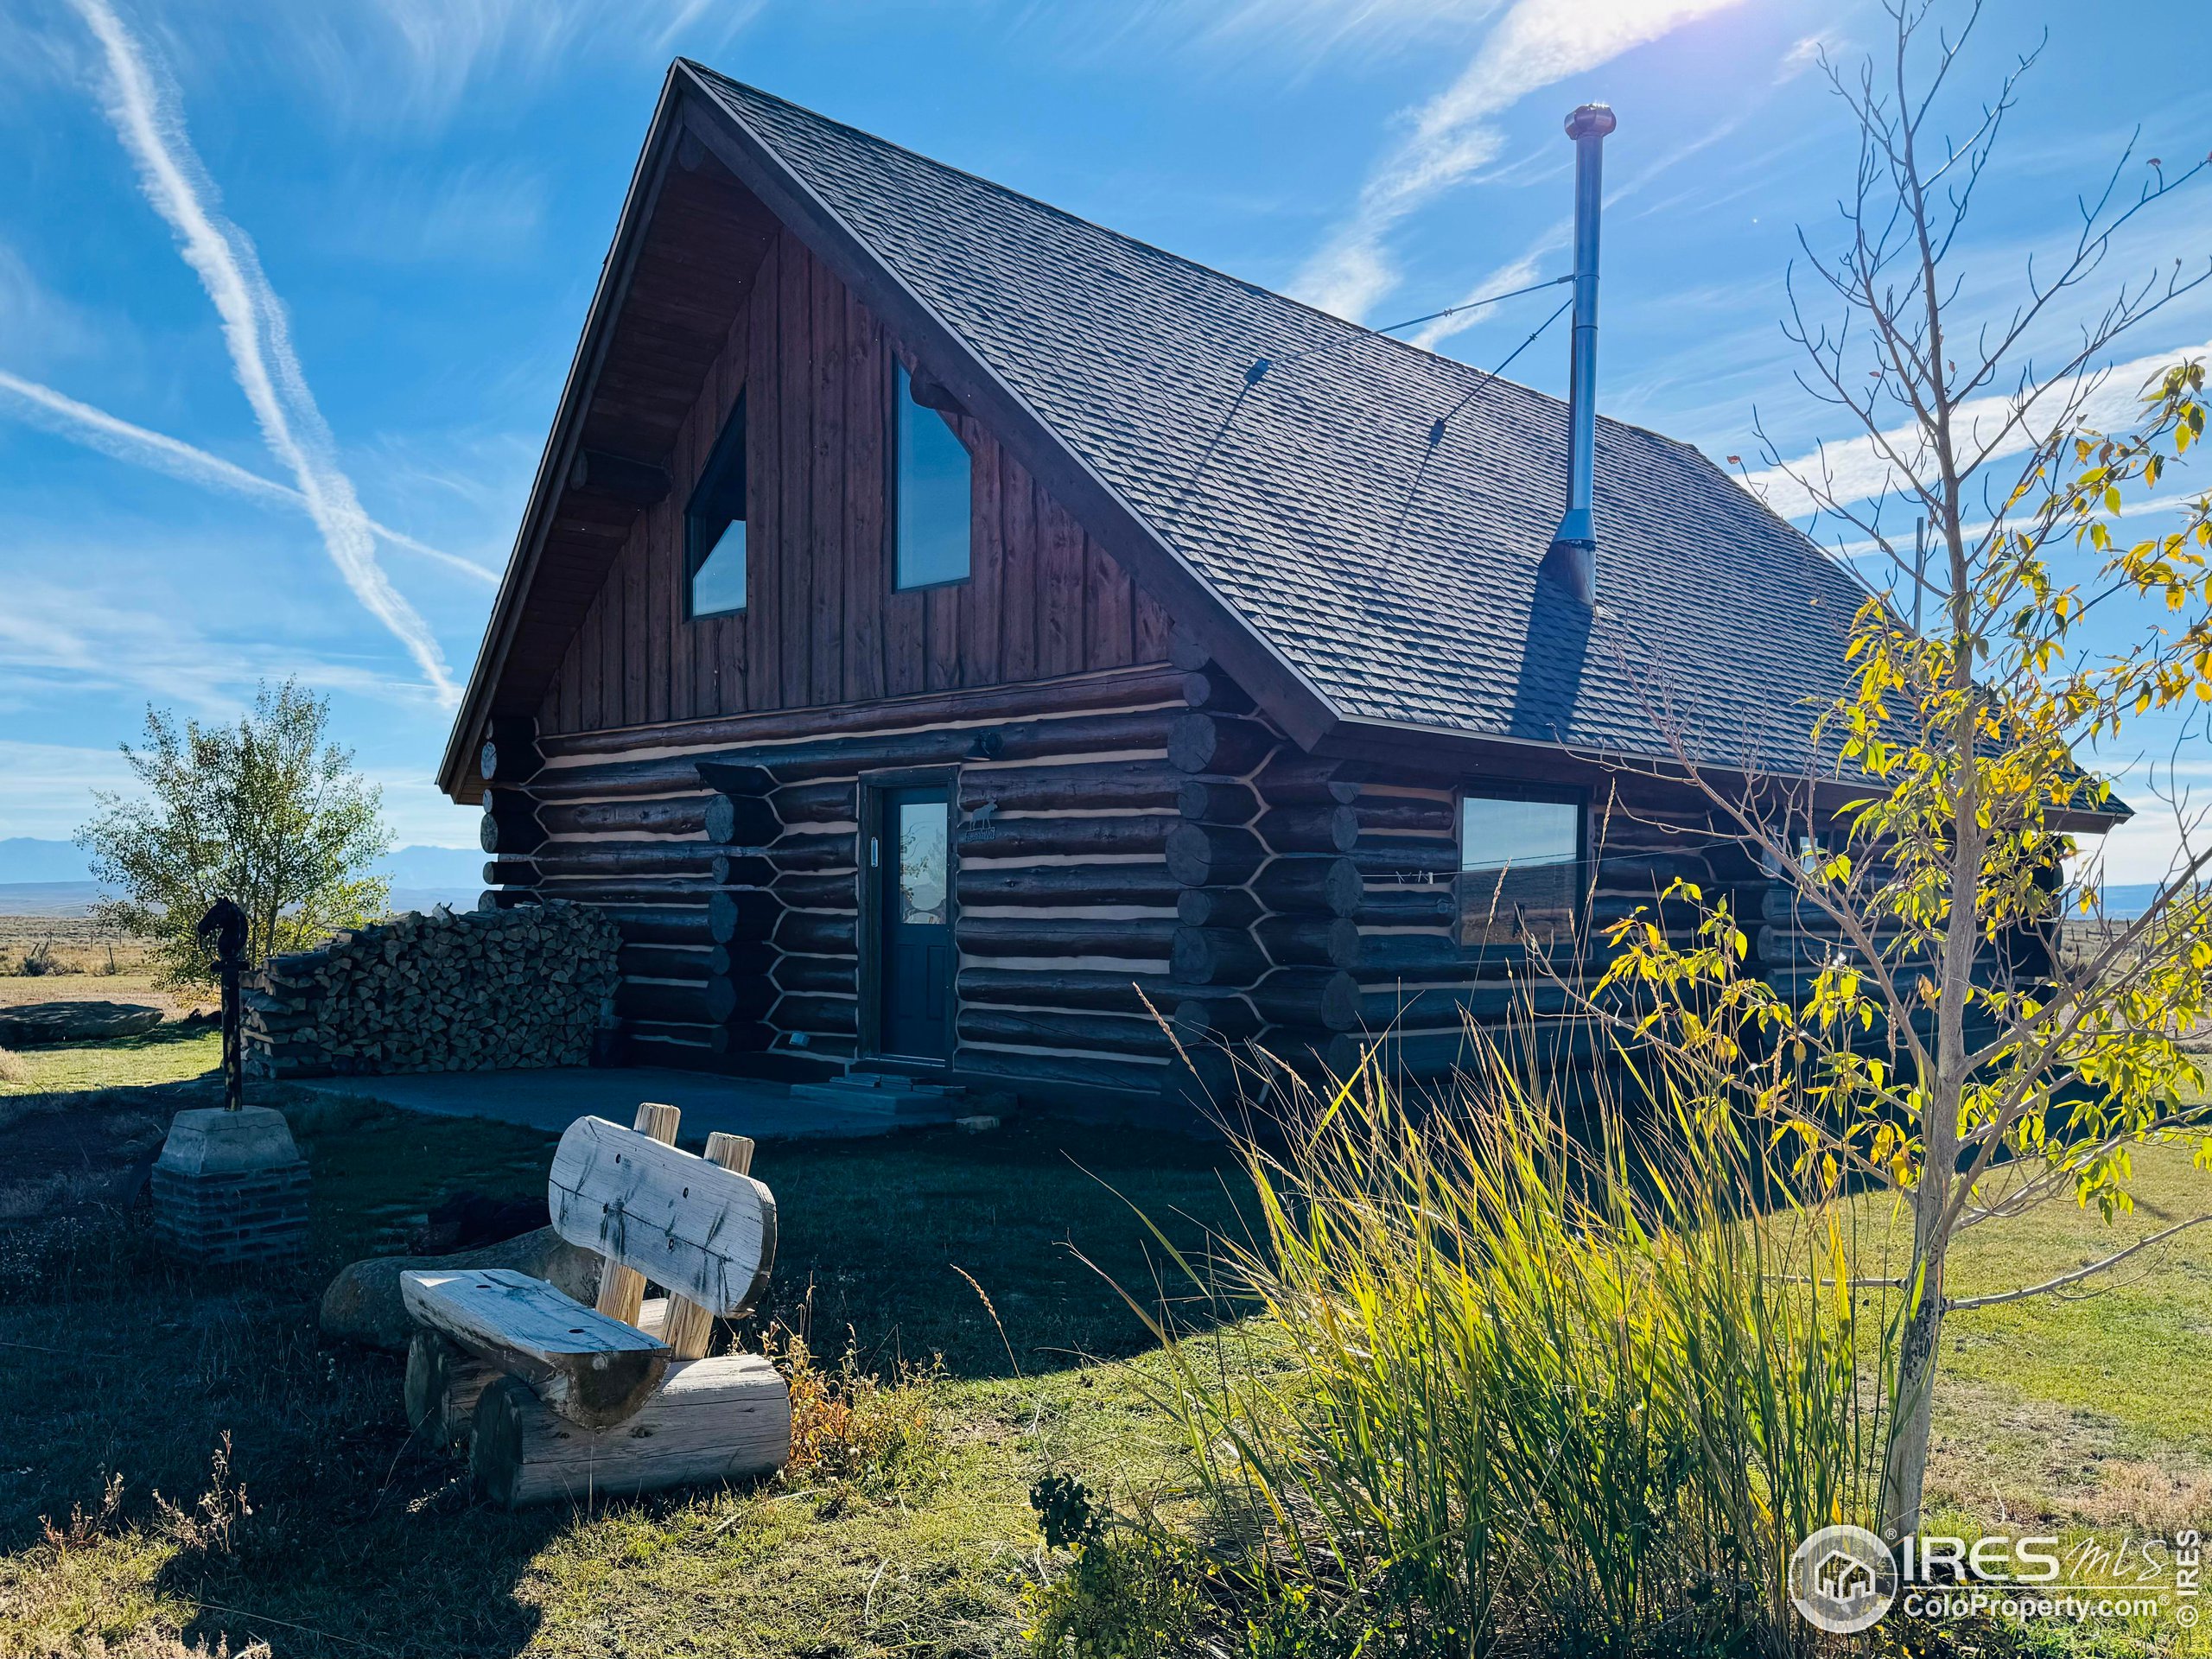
435 67 694 802
1319 712 2132 833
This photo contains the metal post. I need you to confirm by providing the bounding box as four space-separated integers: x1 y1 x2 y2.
1544 103 1617 606
196 898 249 1110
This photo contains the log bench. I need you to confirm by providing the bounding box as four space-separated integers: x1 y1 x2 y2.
399 1103 791 1507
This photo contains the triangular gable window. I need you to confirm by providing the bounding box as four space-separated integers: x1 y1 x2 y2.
687 393 748 618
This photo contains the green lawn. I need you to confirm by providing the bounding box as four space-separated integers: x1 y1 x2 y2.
4 1072 2211 1657
0 1103 1242 1658
1913 1141 2212 1535
0 1025 219 1096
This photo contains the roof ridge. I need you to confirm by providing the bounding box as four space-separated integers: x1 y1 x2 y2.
676 60 1648 423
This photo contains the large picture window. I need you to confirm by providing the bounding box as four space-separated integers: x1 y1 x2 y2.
1459 792 1581 946
893 360 972 589
686 394 748 618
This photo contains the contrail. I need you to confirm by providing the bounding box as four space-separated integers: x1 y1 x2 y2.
69 0 460 702
0 370 499 586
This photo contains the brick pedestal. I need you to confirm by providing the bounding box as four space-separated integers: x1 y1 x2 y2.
150 1107 309 1267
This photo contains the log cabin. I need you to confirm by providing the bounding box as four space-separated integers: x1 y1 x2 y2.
435 65 2085 1118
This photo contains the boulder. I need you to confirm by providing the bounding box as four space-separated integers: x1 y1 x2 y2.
0 1001 164 1049
319 1226 604 1352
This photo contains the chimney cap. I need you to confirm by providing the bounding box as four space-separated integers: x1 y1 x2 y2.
1565 104 1617 141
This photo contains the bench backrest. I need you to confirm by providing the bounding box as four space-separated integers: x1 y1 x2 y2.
548 1115 777 1318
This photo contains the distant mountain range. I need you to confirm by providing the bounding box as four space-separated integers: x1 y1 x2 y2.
0 838 482 918
0 838 99 883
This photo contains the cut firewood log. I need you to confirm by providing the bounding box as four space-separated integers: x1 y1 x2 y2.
659 1133 756 1361
400 1267 671 1430
469 1355 791 1509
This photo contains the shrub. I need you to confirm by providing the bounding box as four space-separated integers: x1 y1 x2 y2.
1129 1046 1890 1656
1021 1477 1205 1659
772 1331 943 1495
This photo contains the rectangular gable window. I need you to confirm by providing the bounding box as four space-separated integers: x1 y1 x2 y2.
893 360 972 589
1459 792 1581 947
686 393 747 618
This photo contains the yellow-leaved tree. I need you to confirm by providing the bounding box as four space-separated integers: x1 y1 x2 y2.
1594 0 2212 1537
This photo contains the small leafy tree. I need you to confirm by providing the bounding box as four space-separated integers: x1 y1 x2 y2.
78 681 392 985
1592 0 2212 1538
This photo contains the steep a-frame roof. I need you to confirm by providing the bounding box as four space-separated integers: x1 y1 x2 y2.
442 63 1872 798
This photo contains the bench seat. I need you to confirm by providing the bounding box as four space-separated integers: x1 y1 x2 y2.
400 1267 671 1429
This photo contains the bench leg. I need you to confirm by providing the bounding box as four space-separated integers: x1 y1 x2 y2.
470 1355 791 1510
404 1330 499 1452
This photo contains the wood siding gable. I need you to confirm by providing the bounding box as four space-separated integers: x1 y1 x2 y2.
537 229 1175 738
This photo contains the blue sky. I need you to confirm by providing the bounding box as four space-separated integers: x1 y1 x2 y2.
2 0 2208 880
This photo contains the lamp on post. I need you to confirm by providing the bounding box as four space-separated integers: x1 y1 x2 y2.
196 898 249 1111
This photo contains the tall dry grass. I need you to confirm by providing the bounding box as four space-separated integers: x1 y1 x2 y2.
1126 1045 1892 1655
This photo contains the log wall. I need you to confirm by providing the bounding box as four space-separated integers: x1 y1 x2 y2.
486 665 1192 1089
476 645 1823 1106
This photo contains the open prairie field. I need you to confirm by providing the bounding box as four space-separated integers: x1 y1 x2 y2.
0 915 203 1018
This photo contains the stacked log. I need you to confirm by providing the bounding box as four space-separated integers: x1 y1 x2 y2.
240 902 620 1078
1162 685 1369 1096
482 658 1865 1101
1347 785 1790 1086
950 709 1184 1096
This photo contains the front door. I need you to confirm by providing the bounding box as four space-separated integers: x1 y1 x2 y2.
874 786 952 1060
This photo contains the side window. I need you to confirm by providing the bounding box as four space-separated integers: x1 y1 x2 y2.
1459 792 1581 946
686 393 747 618
893 360 972 590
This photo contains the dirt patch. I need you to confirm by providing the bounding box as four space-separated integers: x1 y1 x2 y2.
1930 1381 2212 1531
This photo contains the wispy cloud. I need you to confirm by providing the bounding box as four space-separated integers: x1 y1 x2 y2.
1102 0 1510 72
67 0 458 702
319 158 550 267
0 740 139 838
0 573 442 718
1775 29 1841 84
0 369 498 586
1745 337 2212 518
1408 32 1809 354
0 240 103 365
283 0 763 129
1291 0 1745 321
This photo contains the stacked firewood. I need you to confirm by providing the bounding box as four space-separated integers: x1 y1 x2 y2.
240 903 622 1078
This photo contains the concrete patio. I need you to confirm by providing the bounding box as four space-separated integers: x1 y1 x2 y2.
287 1065 938 1143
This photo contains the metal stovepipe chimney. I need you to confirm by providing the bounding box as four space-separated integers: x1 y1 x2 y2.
1543 102 1617 607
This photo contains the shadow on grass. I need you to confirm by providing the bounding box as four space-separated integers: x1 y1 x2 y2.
293 1103 1248 1379
0 1106 1246 1656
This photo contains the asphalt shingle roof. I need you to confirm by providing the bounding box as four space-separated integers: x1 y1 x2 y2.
691 67 1871 775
